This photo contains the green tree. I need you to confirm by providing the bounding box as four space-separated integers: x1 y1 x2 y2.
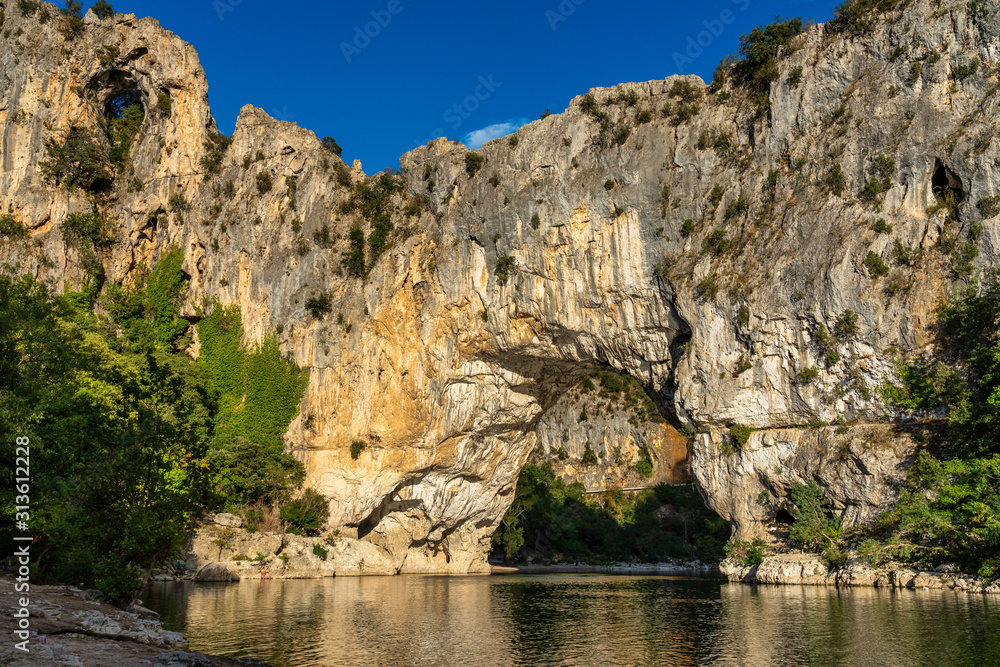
91 0 115 19
789 482 841 550
39 126 113 191
321 136 343 156
733 17 804 112
0 275 213 605
107 105 144 170
197 305 308 504
280 489 329 536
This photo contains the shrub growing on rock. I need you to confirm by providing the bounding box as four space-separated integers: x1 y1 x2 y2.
280 489 329 536
465 152 485 177
732 16 804 112
495 256 516 284
729 424 753 449
321 136 343 156
865 250 889 278
724 538 766 566
350 440 366 459
91 0 114 19
789 482 841 550
39 126 113 191
256 171 273 194
305 293 332 320
0 214 29 239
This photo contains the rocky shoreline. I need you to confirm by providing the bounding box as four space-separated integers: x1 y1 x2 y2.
0 578 272 666
721 555 1000 594
492 561 719 576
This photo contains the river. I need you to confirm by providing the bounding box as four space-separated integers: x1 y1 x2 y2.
143 575 998 666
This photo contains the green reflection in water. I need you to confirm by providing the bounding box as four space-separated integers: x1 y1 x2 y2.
144 575 998 667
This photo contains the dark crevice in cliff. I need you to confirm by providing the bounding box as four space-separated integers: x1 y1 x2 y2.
931 158 964 201
656 274 693 430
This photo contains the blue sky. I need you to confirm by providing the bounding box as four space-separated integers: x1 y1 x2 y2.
95 0 835 172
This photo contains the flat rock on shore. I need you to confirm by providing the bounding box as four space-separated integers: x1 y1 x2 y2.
0 578 272 666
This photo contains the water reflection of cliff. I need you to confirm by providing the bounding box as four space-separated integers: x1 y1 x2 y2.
145 577 998 667
714 584 999 667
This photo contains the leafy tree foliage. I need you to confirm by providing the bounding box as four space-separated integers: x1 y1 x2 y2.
0 249 309 603
198 305 308 505
107 104 144 171
0 214 29 239
869 272 1000 577
91 0 115 19
733 17 804 112
789 482 841 550
321 136 343 156
279 488 330 536
830 0 901 34
0 274 214 605
200 130 232 177
492 463 729 564
39 126 113 191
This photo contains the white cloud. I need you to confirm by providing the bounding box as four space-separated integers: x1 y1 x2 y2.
462 119 529 149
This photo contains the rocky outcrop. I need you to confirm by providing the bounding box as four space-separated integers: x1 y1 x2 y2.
2 0 999 572
693 424 918 540
721 555 1000 594
184 524 398 578
532 374 690 491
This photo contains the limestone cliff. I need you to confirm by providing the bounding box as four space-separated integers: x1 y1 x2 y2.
2 0 999 572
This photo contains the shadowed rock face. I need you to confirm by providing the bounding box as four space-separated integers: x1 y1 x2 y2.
692 424 919 542
2 2 999 571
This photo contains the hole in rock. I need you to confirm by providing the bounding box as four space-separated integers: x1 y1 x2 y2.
774 509 794 525
931 159 964 201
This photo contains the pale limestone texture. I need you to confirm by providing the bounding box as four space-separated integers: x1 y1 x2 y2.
721 554 1000 593
2 1 999 573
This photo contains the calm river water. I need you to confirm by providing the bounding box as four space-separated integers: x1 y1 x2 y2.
143 575 998 666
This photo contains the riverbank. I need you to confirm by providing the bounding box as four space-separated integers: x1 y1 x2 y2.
722 554 1000 594
0 578 272 666
491 561 719 576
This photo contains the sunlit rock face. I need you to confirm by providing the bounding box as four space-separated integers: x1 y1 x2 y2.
3 1 998 571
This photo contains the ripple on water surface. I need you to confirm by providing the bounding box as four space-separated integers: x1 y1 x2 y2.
143 575 1000 667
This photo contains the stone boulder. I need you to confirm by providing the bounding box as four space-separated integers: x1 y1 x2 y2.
193 563 236 582
207 513 243 528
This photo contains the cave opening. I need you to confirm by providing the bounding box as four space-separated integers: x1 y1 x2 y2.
105 88 144 119
775 508 794 525
104 89 146 172
87 69 148 174
931 158 964 202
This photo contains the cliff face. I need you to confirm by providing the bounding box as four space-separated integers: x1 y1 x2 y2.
2 1 999 572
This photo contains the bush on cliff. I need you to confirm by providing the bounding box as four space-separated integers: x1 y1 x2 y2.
733 16 804 113
91 0 115 19
198 304 308 505
789 482 842 550
724 538 765 566
830 0 901 34
280 489 330 536
39 126 113 191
